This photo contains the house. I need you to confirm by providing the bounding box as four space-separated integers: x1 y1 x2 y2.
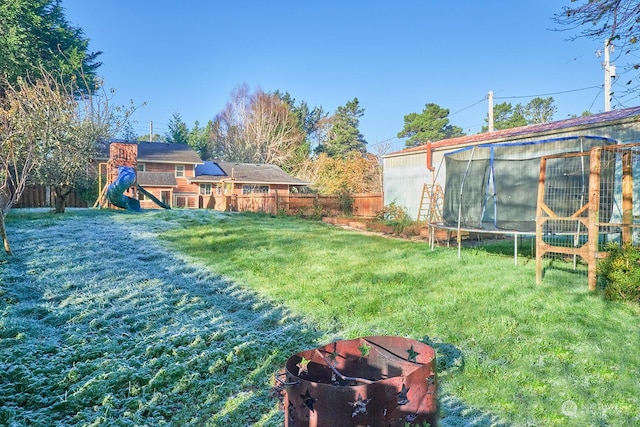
383 106 640 223
98 141 309 210
97 141 205 209
134 142 204 209
189 161 310 211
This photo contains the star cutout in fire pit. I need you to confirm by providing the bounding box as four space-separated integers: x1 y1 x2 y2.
296 356 310 375
397 383 410 406
300 389 317 412
348 393 371 417
406 345 419 362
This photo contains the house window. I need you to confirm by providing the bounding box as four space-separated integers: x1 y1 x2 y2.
217 182 233 195
175 165 185 178
242 184 269 195
200 183 212 195
137 163 145 172
138 192 146 201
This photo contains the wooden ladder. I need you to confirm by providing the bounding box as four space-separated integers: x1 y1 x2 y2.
417 183 444 223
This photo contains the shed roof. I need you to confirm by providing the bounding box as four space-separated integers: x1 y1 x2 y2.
191 161 310 185
387 105 640 157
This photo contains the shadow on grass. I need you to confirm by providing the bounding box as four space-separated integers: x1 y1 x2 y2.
467 237 536 259
0 210 326 426
420 336 513 426
439 394 512 427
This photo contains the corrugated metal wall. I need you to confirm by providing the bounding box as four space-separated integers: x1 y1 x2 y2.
383 152 432 219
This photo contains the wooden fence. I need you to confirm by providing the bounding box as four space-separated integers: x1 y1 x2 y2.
14 185 88 208
15 185 383 218
228 192 384 217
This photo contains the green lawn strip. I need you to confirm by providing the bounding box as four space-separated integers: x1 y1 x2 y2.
161 211 640 426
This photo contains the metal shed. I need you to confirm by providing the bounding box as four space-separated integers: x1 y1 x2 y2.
383 106 640 221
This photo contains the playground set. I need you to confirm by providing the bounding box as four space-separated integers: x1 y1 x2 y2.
94 142 170 211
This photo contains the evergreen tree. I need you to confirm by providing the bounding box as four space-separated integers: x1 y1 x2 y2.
482 102 527 132
523 97 557 124
165 112 189 144
482 97 556 132
398 103 465 147
188 120 214 160
0 0 102 95
317 97 366 158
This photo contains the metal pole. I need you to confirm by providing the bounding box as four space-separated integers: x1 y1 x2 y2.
458 146 476 258
488 91 494 132
604 39 615 112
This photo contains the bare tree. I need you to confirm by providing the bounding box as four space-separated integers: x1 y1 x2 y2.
246 91 304 165
29 76 115 213
0 71 124 254
210 84 305 169
211 84 252 162
0 75 66 254
370 138 396 191
553 1 640 99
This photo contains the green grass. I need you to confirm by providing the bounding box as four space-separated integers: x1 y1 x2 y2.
2 209 639 426
161 211 640 426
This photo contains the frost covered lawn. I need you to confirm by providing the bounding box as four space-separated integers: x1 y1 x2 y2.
2 209 640 427
0 209 321 426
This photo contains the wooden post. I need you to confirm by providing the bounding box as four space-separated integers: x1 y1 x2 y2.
587 147 602 291
621 151 633 244
536 156 547 285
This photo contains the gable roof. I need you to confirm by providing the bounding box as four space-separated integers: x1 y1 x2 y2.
388 105 640 157
96 140 204 164
191 161 310 186
137 142 203 164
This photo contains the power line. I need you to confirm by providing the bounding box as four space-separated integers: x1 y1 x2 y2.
367 85 603 148
494 85 602 100
449 97 487 117
588 87 603 112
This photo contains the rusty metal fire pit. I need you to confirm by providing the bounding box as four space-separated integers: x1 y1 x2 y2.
281 336 437 427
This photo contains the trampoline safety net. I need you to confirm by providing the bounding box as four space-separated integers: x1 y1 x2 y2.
442 136 616 232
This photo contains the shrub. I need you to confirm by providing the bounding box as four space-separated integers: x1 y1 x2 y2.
337 188 354 216
375 203 413 235
597 242 640 303
375 202 410 222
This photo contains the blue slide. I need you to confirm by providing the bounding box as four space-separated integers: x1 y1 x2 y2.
105 166 171 210
106 166 141 211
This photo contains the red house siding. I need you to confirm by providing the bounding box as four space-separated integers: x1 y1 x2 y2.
138 163 199 209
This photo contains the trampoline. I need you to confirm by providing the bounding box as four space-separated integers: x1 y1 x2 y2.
429 135 617 262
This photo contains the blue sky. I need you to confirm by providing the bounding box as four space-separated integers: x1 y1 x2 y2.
62 0 631 153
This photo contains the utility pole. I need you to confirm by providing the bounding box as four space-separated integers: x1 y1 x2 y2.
149 121 153 142
603 39 616 112
488 91 494 132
